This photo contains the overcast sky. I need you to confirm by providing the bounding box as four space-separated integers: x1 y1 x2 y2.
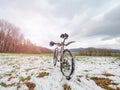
0 0 120 49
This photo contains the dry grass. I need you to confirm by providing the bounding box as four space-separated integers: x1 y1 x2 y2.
77 78 81 82
91 77 120 90
0 82 8 87
37 72 49 78
84 70 89 72
25 82 36 90
19 76 31 82
25 67 37 72
0 82 15 87
5 73 12 76
8 76 14 81
63 84 71 90
102 73 115 77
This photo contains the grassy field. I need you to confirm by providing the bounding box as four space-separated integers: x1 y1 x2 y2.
0 53 120 90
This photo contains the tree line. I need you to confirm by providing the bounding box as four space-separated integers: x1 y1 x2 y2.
79 48 120 56
0 19 51 54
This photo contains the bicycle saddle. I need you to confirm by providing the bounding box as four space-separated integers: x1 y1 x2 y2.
60 33 69 39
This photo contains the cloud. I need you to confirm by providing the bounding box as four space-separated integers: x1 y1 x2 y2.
61 0 120 44
88 3 120 38
48 0 111 18
0 0 120 49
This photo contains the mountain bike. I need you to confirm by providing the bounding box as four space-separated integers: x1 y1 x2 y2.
50 33 75 80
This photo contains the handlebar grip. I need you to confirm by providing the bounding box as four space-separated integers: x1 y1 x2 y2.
49 41 55 46
60 34 64 38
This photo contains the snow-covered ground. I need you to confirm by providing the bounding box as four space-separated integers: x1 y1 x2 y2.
0 54 120 90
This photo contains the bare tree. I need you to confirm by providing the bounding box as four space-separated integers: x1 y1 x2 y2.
0 19 51 54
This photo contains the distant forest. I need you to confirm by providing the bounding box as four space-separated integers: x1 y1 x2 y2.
71 48 120 56
0 19 51 54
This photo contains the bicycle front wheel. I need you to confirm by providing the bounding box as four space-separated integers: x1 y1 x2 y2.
60 49 75 78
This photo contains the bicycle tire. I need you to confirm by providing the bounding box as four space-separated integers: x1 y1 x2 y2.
53 48 58 66
60 49 75 78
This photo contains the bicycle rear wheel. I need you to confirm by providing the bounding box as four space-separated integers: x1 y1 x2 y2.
53 48 58 66
60 49 75 79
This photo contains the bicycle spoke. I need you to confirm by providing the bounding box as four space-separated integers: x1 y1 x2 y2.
62 55 73 76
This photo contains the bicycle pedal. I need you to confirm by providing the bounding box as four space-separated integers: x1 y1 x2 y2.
54 64 56 66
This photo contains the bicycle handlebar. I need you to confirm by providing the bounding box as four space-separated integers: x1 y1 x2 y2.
49 33 74 47
65 41 75 46
49 41 75 47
